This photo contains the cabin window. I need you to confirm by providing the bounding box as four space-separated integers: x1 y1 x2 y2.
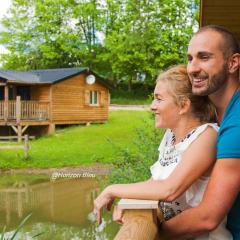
90 90 99 105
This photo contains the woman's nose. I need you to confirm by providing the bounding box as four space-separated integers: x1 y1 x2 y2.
150 100 157 111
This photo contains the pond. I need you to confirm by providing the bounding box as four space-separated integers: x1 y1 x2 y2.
0 174 119 239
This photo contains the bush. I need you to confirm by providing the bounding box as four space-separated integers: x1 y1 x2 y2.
107 113 165 184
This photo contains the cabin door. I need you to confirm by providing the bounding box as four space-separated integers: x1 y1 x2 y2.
16 86 31 100
0 87 4 100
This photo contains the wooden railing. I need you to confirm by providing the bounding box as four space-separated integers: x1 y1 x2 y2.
0 98 50 122
114 199 164 240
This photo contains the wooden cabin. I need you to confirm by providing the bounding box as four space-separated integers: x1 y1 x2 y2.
0 68 111 140
200 0 240 43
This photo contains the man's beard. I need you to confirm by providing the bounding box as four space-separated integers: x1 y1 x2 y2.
191 64 228 96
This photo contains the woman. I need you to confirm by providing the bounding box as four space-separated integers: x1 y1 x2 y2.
93 65 232 239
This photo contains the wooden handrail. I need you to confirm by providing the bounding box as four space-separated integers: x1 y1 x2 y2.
114 199 164 240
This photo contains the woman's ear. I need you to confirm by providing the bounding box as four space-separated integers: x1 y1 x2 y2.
179 98 191 115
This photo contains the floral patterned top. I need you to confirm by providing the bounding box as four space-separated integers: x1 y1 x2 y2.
150 123 232 240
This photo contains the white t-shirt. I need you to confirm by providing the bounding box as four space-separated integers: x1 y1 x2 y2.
150 123 232 240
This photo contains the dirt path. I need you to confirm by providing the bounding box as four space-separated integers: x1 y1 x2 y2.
0 164 111 175
110 104 149 111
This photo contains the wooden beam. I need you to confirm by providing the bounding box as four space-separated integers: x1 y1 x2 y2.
11 125 18 134
21 125 29 134
200 0 204 27
0 146 24 149
0 135 35 140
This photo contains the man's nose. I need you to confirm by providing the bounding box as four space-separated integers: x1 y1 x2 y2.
187 59 201 75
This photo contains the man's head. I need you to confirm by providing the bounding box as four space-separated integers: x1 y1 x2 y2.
187 25 240 96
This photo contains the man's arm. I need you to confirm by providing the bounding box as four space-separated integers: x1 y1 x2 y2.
159 158 240 240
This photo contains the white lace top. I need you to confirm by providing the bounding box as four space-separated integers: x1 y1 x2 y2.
150 123 232 240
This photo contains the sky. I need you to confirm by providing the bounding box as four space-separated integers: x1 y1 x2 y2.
0 0 11 54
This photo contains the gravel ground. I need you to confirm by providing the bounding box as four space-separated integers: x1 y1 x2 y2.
110 104 150 111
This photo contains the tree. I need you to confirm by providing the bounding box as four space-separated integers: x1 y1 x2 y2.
102 0 196 90
0 0 199 89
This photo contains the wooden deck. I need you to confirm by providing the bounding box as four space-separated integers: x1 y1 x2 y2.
0 98 50 124
0 97 51 141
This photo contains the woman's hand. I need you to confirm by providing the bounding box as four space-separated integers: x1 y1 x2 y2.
93 187 114 224
113 205 124 224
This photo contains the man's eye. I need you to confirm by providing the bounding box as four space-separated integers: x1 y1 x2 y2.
201 55 209 60
156 98 162 102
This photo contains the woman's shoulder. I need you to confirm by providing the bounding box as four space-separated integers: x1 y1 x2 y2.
177 123 218 152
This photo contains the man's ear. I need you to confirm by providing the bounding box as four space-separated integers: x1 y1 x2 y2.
228 53 240 74
179 98 191 115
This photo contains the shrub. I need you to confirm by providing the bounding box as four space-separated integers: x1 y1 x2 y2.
107 113 165 184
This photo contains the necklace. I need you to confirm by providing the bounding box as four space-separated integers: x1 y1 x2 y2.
171 128 197 145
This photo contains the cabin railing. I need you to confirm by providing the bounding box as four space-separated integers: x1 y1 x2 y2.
0 97 50 122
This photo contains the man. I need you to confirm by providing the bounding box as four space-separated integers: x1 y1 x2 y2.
159 25 240 239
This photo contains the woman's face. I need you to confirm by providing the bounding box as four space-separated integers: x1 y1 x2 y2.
150 81 182 129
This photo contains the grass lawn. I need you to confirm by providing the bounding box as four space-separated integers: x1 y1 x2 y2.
0 111 155 169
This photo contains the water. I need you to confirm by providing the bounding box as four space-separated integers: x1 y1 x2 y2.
0 174 119 239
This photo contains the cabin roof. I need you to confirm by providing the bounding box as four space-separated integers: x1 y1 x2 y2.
0 67 112 88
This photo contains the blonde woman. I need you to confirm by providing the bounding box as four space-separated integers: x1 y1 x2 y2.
93 65 232 239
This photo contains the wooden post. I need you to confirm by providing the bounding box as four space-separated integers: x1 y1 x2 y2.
114 209 162 240
24 134 29 159
4 85 8 122
47 123 55 134
114 199 164 240
16 96 21 124
17 125 22 143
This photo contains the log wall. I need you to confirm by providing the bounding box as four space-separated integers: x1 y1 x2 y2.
201 0 240 42
51 73 109 123
31 85 50 101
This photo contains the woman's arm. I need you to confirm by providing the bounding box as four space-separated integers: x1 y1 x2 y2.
94 127 217 224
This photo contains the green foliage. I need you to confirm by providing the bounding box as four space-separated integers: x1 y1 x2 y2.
108 114 165 184
111 87 152 105
0 0 199 87
102 0 196 89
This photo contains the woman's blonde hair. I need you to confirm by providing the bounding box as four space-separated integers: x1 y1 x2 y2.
157 65 217 123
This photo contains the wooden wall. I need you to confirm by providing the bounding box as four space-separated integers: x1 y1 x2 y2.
31 85 50 101
201 0 240 42
51 73 109 124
